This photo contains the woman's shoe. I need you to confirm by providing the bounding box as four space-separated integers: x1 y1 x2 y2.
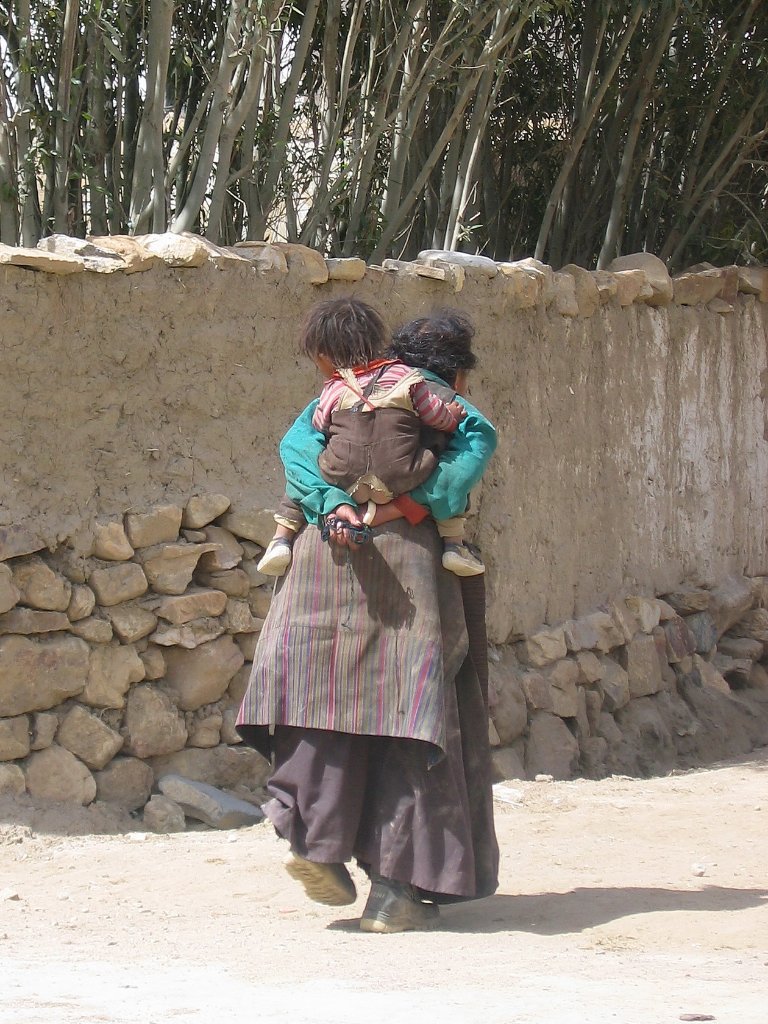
283 851 357 906
360 879 439 933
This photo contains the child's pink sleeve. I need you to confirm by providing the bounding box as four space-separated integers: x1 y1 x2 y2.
312 382 336 433
410 380 460 432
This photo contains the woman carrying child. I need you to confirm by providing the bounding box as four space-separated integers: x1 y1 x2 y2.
237 300 499 932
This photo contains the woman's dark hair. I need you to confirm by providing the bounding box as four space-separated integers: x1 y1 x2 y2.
387 310 477 386
300 298 387 368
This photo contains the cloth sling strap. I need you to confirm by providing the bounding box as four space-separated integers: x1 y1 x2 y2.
339 364 390 413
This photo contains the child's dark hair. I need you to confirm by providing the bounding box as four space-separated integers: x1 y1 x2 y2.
300 298 386 368
387 311 477 386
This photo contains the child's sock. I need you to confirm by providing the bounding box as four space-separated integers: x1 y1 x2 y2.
441 541 485 577
257 537 294 576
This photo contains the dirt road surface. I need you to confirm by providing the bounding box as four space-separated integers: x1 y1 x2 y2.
1 749 766 1024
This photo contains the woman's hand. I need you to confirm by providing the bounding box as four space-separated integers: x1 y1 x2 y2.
325 504 364 548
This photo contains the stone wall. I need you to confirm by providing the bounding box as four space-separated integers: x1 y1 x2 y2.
1 234 767 817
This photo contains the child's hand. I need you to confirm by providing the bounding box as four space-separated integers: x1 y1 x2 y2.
446 400 467 426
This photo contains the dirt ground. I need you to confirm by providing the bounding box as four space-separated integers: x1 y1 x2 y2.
1 749 766 1024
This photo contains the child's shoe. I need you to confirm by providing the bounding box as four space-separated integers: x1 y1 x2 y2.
257 538 293 576
442 542 485 577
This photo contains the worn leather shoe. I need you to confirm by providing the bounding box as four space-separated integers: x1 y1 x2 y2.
284 851 357 906
360 879 439 933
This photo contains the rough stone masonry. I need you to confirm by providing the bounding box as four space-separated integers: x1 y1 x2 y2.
0 234 767 825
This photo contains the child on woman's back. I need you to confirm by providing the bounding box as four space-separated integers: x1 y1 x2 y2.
258 298 487 577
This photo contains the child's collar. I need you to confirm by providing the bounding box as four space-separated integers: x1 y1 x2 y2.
329 357 396 382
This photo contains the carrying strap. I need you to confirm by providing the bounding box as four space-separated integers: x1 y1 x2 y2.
339 363 390 413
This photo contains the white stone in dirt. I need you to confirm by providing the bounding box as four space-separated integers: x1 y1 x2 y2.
155 588 228 625
624 596 662 633
10 556 71 611
186 707 223 748
135 542 219 595
138 644 166 680
123 685 188 758
551 272 580 316
182 494 231 529
67 583 96 622
693 654 730 695
325 258 366 282
235 632 259 662
489 662 527 743
57 704 124 770
582 611 625 652
0 608 69 634
37 234 127 273
141 232 209 267
717 635 763 660
619 634 664 698
611 269 654 305
125 505 183 548
225 663 252 708
0 524 45 562
30 711 58 750
248 587 271 620
81 643 145 709
542 658 580 718
150 617 225 649
0 242 84 274
608 252 673 305
575 650 604 684
161 635 244 711
92 522 134 561
148 743 270 789
143 794 187 833
607 600 640 642
597 657 630 712
24 744 96 804
706 575 753 636
0 635 89 716
233 241 288 274
241 559 270 589
748 663 768 690
220 709 242 745
213 510 276 547
730 608 768 642
516 625 567 667
498 266 542 310
0 715 30 760
591 270 619 304
559 264 600 317
672 269 725 306
106 603 158 643
88 562 148 606
662 586 711 614
0 762 25 796
69 616 114 643
194 568 250 598
272 242 330 284
491 747 526 782
198 527 244 571
0 564 20 614
525 712 579 780
563 617 601 652
86 234 162 273
417 249 498 277
158 774 264 828
223 599 262 635
94 756 154 810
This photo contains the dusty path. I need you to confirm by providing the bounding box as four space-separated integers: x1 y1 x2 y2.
1 750 766 1024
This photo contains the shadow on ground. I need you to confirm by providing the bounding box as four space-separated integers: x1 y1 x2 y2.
330 885 768 935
